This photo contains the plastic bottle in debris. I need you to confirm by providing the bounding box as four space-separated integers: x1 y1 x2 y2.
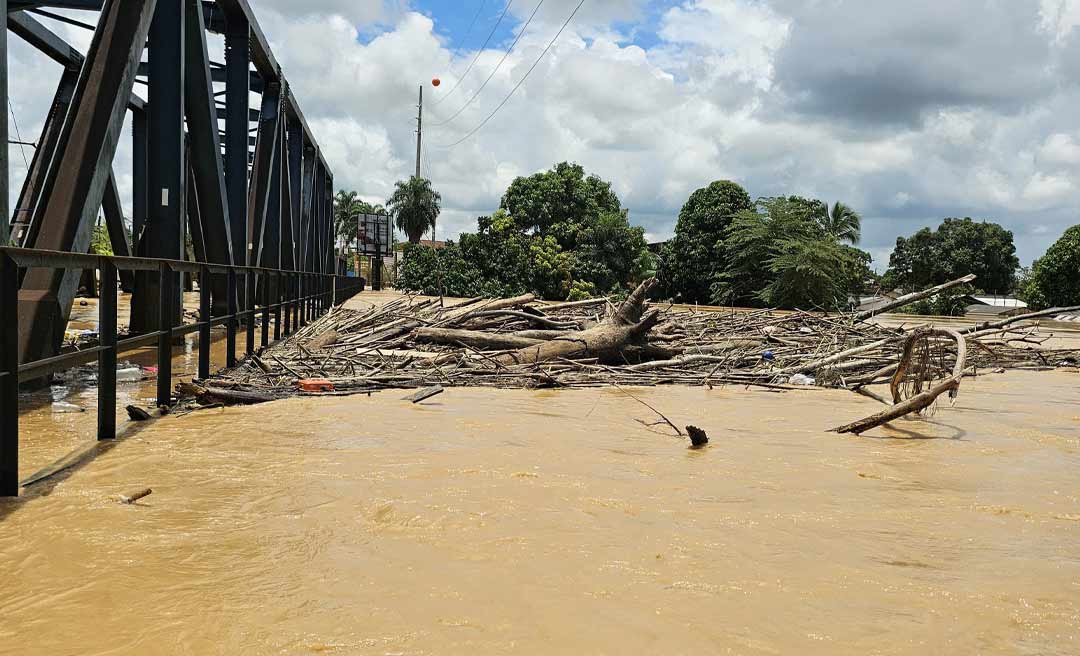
116 367 143 382
52 401 86 413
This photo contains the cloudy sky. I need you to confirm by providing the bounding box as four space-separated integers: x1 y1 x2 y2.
8 0 1080 270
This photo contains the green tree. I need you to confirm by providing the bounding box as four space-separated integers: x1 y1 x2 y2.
501 162 647 296
712 196 873 310
658 180 754 303
818 201 862 245
90 220 113 256
387 177 441 244
885 218 1019 294
500 162 621 239
395 241 482 297
1023 225 1080 310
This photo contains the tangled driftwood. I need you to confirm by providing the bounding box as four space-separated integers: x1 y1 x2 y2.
192 275 1079 435
831 328 967 434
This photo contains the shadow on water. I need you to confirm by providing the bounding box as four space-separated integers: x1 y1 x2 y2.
0 417 162 523
861 419 968 441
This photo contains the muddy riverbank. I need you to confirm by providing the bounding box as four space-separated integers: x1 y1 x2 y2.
2 370 1078 654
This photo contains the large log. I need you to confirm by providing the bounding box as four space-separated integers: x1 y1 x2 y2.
494 311 661 366
415 327 542 350
493 279 660 366
961 304 1080 334
437 293 536 328
854 274 976 321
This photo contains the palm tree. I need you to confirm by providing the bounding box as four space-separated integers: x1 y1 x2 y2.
387 176 441 244
333 190 364 253
819 201 861 245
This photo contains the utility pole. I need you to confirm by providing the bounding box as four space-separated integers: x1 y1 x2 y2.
414 84 423 180
0 0 8 246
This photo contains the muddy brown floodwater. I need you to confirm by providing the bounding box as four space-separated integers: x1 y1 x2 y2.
2 368 1079 654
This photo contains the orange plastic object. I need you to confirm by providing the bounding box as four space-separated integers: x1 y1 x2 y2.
432 77 441 87
298 379 335 392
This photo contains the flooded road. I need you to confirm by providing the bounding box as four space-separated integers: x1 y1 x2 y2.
2 371 1079 654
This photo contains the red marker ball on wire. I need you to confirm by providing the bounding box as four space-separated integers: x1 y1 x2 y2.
431 78 441 87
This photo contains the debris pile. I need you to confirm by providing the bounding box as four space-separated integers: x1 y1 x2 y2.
195 276 1077 431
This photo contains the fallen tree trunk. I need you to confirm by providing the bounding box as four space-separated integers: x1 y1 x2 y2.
437 293 536 327
961 304 1080 334
307 329 340 350
532 297 609 312
495 311 661 366
854 274 976 321
832 328 966 435
464 309 578 330
415 327 542 350
512 329 573 340
178 382 276 406
494 279 660 367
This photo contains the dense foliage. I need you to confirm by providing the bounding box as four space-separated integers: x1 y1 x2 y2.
397 163 650 300
90 222 113 256
387 177 441 244
658 180 754 303
1021 225 1080 310
883 218 1019 294
710 196 874 310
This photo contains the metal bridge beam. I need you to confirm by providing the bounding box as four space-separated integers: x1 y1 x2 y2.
17 0 156 369
247 81 280 271
130 0 184 333
184 0 232 314
223 11 249 266
287 119 303 272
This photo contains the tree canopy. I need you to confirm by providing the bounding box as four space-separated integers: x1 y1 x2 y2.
397 162 649 300
883 217 1019 294
658 180 754 303
1022 224 1080 310
387 177 441 244
711 196 872 310
500 162 621 239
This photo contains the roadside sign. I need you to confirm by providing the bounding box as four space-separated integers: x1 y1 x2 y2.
357 213 391 257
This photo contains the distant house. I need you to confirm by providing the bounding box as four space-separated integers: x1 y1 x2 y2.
853 293 899 314
962 295 1028 319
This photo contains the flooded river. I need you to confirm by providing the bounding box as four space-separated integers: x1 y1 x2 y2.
2 369 1079 654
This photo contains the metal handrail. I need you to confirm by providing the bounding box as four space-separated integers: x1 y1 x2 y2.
0 246 365 496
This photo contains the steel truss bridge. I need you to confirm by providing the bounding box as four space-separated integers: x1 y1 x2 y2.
2 0 338 364
0 0 352 497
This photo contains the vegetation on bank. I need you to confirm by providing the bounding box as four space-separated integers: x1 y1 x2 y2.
395 163 652 300
1021 225 1080 310
334 164 1078 313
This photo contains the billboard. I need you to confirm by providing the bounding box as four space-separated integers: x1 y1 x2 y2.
357 213 392 257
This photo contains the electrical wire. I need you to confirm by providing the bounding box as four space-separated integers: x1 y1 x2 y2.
431 0 546 128
435 0 586 148
8 98 30 170
454 0 490 65
432 0 516 106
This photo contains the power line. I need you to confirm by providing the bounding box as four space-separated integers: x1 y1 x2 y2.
456 0 490 62
439 0 490 84
432 0 515 107
432 0 546 128
436 0 586 148
7 98 29 170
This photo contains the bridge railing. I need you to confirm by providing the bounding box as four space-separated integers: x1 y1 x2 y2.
0 246 365 497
